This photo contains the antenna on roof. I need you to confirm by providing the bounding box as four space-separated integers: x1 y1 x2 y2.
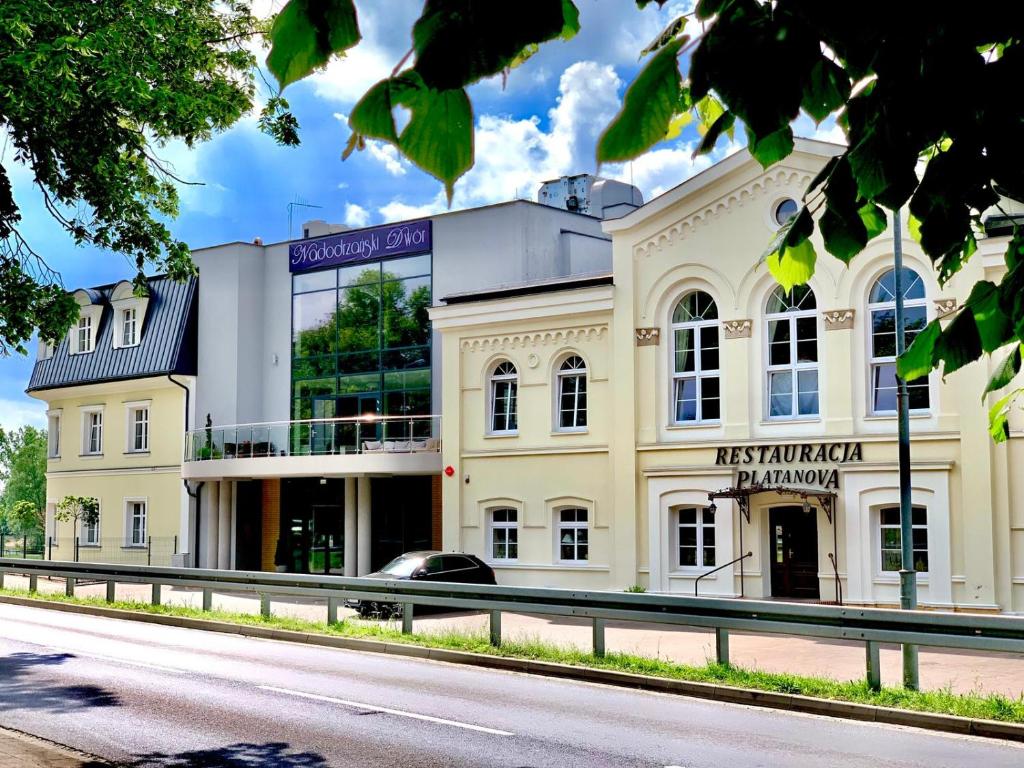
287 196 323 239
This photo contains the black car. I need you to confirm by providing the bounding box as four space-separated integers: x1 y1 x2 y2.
346 551 496 618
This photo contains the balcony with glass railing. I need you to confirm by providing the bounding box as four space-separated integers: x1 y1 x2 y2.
182 415 441 479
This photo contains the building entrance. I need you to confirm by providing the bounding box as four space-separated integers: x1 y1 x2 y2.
769 505 820 599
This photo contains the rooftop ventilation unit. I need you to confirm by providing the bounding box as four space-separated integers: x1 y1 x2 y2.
537 174 643 219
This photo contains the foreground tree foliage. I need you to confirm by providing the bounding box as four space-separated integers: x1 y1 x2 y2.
0 0 265 354
0 426 46 535
266 0 1024 438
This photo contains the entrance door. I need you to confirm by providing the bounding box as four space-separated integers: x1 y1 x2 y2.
769 506 820 599
309 504 344 574
311 397 336 454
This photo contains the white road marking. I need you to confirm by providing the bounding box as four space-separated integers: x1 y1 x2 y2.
259 684 514 736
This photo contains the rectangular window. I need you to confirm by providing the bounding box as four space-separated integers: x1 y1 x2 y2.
82 508 100 546
128 406 149 452
491 379 518 433
83 410 103 455
673 323 720 423
47 412 61 458
879 506 928 573
557 508 589 562
870 306 930 413
126 500 147 547
121 307 138 346
490 508 518 561
678 506 716 567
76 316 93 353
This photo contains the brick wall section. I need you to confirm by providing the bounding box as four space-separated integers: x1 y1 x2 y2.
261 479 281 571
431 474 442 550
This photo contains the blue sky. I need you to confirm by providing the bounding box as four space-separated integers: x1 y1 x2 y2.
0 0 841 433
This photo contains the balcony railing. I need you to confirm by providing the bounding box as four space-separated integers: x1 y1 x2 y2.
184 415 440 462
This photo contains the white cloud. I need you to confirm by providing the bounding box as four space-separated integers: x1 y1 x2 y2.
0 397 46 433
343 203 370 228
366 141 408 176
379 197 447 223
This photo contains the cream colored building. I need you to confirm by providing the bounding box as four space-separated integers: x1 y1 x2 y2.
27 277 197 565
432 139 1024 613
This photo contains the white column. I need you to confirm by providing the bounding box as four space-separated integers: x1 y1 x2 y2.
205 481 220 569
357 476 371 576
344 478 357 577
217 481 232 570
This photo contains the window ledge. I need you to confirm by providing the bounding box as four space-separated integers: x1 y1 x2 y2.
123 451 151 456
78 454 104 459
665 421 722 431
760 417 822 425
121 545 147 550
78 544 101 549
873 575 930 584
484 432 519 439
550 429 588 436
489 562 610 572
864 413 932 421
668 570 718 579
47 455 60 460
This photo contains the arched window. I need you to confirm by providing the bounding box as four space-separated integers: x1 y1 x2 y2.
868 268 929 413
671 291 720 423
765 285 818 419
556 355 587 430
489 360 518 433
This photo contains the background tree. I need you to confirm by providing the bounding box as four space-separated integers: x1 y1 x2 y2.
0 0 272 354
54 495 99 539
0 426 46 535
265 1 1024 437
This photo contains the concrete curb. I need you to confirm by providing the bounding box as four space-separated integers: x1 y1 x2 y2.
3 594 1023 743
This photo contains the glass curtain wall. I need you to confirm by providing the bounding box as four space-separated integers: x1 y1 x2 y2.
291 253 432 453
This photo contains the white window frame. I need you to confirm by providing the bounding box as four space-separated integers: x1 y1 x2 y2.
37 337 54 360
488 360 518 435
76 315 93 354
879 505 929 575
675 506 716 569
81 406 104 456
488 508 518 562
124 498 148 547
670 291 721 425
125 401 151 453
868 268 930 415
555 507 589 564
555 355 588 432
46 409 62 459
765 285 820 420
81 501 100 546
121 307 138 347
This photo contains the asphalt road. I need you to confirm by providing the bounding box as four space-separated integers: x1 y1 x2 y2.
0 603 1020 768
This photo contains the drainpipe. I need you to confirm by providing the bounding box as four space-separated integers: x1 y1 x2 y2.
169 375 201 566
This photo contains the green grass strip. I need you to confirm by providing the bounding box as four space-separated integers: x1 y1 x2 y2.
3 586 1023 724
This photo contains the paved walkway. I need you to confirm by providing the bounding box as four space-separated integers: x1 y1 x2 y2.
0 726 101 767
7 574 1024 698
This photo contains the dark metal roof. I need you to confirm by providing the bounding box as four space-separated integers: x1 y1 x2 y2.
27 275 198 392
441 273 613 305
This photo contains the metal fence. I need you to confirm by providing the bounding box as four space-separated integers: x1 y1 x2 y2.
2 558 1023 692
0 533 45 560
45 537 179 566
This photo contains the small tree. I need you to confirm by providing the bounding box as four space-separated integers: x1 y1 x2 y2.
55 496 99 541
7 500 43 537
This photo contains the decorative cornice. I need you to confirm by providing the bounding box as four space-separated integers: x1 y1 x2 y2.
934 298 957 318
822 309 855 330
721 319 752 339
635 169 813 258
460 325 607 352
635 327 660 346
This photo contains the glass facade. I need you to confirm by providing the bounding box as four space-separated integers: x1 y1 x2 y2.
291 252 432 451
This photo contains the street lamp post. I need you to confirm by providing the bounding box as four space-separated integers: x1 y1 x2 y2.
892 209 920 690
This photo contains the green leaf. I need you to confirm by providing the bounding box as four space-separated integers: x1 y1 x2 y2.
858 202 887 239
988 388 1022 442
560 0 581 38
805 156 840 199
819 205 867 263
907 213 923 244
641 15 687 57
267 0 361 89
983 345 1022 397
934 310 983 377
801 58 850 123
349 78 399 144
597 37 685 163
694 94 727 136
766 238 816 292
746 124 794 168
965 280 1013 354
783 207 813 249
397 85 474 203
896 319 940 380
694 110 735 156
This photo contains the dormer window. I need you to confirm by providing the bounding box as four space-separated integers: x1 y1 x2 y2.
121 307 138 347
37 338 54 360
76 316 94 353
110 280 149 349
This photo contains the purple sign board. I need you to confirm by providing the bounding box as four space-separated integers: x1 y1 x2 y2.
289 220 432 273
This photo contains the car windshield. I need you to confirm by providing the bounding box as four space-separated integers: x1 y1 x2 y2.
379 554 425 577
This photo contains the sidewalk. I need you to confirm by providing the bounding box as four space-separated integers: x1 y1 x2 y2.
0 726 102 767
7 573 1024 698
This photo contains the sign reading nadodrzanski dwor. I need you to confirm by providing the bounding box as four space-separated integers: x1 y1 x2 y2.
289 220 431 273
714 442 863 490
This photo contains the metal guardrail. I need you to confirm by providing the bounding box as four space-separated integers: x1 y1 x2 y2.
2 558 1023 692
